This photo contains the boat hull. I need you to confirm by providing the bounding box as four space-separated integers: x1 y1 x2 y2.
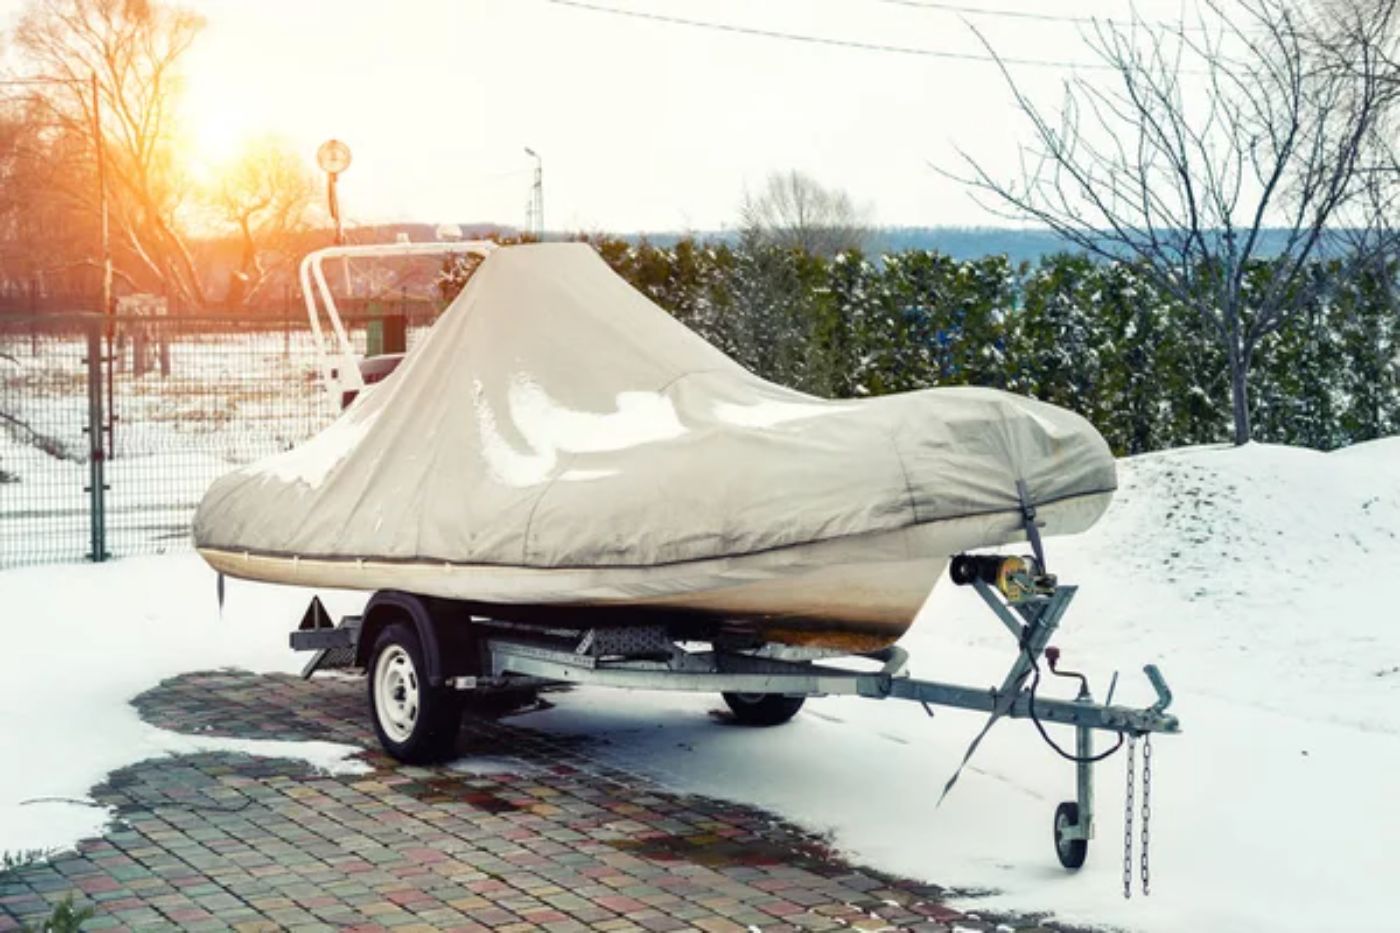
199 489 1110 651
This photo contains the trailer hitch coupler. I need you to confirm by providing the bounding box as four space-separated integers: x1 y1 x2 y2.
1144 664 1173 713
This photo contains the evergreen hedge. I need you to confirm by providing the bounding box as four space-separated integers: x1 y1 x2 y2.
591 237 1399 455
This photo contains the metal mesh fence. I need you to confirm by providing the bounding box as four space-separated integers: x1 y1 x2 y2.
0 313 102 566
0 305 442 569
104 316 337 560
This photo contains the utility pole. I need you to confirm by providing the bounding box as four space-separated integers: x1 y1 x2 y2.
90 73 111 319
524 147 543 240
91 72 114 462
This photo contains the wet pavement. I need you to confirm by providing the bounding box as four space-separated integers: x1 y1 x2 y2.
0 671 1077 932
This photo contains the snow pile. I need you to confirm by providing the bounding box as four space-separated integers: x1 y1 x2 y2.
521 441 1400 933
0 555 368 856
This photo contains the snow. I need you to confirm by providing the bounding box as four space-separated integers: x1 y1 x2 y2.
474 376 686 487
260 409 378 487
514 441 1400 933
2 440 1398 933
510 378 686 453
713 398 857 427
0 554 368 857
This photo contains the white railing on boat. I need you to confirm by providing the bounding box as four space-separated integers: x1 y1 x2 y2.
298 240 498 401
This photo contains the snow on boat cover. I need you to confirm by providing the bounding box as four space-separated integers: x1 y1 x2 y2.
195 242 1116 650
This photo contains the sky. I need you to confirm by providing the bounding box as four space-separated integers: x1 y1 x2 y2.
2 0 1202 233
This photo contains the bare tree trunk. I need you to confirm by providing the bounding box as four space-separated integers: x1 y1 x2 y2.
1228 344 1252 445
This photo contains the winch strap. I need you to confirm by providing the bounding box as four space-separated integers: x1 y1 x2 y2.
1015 479 1047 571
936 708 1006 805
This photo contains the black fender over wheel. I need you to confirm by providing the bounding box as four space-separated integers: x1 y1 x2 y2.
367 621 462 763
721 692 806 726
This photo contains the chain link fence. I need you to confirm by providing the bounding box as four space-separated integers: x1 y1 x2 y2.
1 303 441 569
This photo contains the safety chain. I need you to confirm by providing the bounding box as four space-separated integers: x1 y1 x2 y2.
1141 735 1153 896
1122 734 1155 899
1122 735 1136 900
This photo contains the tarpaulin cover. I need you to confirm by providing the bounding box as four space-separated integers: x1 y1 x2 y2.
195 243 1115 609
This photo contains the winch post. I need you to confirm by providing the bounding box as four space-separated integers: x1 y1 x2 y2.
1072 707 1094 842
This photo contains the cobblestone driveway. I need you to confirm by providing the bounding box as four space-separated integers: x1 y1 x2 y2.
0 671 1072 932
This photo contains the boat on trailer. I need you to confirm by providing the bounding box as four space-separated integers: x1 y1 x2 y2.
195 239 1179 872
197 241 1116 651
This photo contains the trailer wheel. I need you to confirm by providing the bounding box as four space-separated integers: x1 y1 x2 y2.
721 692 806 726
1053 801 1088 870
368 622 461 763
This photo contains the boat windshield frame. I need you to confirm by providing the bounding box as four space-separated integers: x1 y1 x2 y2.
298 240 498 399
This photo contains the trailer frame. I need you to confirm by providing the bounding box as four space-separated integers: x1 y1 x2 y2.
291 570 1178 870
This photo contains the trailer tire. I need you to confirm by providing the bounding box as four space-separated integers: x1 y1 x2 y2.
721 692 805 726
368 622 461 764
1053 801 1088 870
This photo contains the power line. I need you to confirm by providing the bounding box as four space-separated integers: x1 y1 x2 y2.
871 0 1195 30
541 0 1117 70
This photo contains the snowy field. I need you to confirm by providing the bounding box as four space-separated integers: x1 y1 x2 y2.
1 439 1398 933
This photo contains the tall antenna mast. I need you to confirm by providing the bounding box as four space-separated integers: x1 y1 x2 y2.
524 147 543 240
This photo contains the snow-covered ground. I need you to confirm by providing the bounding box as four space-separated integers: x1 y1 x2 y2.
522 439 1400 932
1 439 1398 932
0 556 369 856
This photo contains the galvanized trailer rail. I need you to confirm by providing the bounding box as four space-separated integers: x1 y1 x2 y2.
473 603 1177 737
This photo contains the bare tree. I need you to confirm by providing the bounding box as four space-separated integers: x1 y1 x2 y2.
205 136 315 307
0 98 130 299
741 170 870 257
956 0 1400 444
11 0 208 307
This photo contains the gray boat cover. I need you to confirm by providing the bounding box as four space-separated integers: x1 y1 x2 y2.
194 243 1115 578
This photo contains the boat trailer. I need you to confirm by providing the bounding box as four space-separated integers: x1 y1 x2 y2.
280 239 1176 879
290 554 1179 878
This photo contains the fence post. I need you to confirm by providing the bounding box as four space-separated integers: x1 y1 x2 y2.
386 286 407 355
106 314 116 459
85 318 108 562
28 279 38 356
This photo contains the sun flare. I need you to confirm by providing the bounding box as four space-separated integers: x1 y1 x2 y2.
176 62 267 184
180 110 255 181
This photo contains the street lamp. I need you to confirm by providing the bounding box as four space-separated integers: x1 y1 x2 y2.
523 146 543 241
316 139 352 245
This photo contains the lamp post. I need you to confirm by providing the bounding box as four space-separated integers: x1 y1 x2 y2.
317 139 352 245
523 146 543 241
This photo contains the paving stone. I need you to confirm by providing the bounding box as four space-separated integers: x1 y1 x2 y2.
0 670 1082 933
